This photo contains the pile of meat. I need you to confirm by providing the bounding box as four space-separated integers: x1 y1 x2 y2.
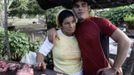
16 64 34 75
0 61 8 72
0 60 20 72
0 60 34 75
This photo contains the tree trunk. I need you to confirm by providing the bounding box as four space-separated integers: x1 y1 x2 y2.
3 0 11 60
1 11 4 27
0 13 2 27
0 0 14 27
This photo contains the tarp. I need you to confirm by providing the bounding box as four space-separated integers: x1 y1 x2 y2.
36 0 134 10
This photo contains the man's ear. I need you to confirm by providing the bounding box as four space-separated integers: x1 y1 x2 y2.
88 6 91 13
72 9 78 18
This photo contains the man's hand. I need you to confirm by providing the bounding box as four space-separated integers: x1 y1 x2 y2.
100 68 117 75
48 28 58 43
97 67 123 75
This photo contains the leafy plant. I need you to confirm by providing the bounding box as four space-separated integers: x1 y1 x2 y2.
100 4 134 25
0 31 6 59
124 15 134 29
0 31 40 61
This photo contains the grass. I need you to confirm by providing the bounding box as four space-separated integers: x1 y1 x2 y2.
8 18 47 31
7 18 47 42
8 18 38 26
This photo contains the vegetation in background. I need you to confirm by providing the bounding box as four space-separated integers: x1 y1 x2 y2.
45 6 64 28
100 4 134 26
9 0 45 17
124 15 134 29
0 30 40 61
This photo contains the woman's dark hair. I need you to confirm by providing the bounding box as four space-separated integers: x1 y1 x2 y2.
57 10 76 26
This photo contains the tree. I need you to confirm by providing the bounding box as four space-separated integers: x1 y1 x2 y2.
100 4 134 25
44 6 64 28
0 0 14 26
8 0 45 17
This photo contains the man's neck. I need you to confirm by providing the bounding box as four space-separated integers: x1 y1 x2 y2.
78 16 91 23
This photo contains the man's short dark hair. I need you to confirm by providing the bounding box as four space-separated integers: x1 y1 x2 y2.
62 0 89 9
72 0 89 5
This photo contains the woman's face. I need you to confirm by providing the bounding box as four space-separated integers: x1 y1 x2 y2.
62 16 76 36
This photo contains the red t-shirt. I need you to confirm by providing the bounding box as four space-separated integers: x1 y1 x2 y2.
75 17 117 75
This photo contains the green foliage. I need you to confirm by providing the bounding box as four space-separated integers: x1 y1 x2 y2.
0 31 5 59
124 15 134 23
9 0 45 17
100 4 134 25
0 31 40 61
8 31 29 61
124 15 134 29
45 6 64 28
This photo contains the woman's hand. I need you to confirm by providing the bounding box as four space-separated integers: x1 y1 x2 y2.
36 62 47 71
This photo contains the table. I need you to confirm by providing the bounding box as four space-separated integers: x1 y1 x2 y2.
0 60 67 75
0 68 67 75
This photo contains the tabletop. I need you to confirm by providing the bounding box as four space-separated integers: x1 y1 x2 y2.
0 69 58 75
0 60 67 75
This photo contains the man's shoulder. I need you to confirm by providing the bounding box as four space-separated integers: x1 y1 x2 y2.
90 16 107 21
90 16 110 24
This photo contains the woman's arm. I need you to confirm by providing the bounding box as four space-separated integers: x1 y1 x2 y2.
36 52 47 70
36 37 54 70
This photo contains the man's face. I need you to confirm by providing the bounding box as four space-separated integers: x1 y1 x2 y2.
72 1 89 20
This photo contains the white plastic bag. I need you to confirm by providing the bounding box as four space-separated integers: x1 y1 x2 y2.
20 51 37 65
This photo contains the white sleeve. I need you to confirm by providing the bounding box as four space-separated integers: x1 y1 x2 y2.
38 37 54 56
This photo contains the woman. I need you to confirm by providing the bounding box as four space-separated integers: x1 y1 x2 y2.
36 10 82 75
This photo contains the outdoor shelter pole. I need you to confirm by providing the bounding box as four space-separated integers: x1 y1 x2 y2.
3 0 11 60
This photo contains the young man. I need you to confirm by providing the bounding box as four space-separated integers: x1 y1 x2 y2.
48 0 131 75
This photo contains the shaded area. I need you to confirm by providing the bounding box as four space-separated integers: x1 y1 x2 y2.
37 0 134 10
125 43 134 75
